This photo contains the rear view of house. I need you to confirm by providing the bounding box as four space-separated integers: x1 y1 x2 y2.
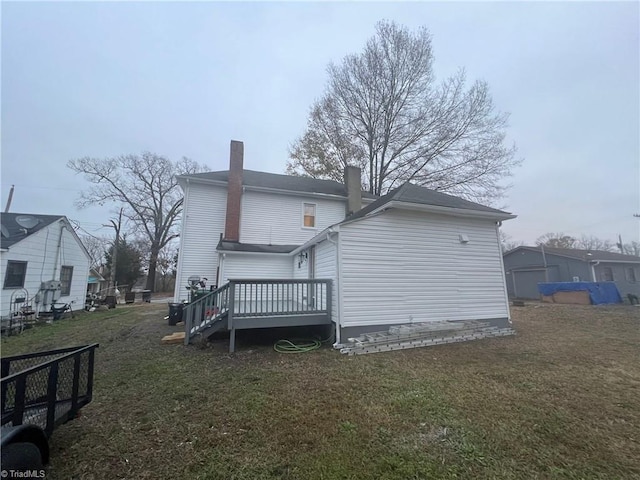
1 213 90 321
175 140 516 352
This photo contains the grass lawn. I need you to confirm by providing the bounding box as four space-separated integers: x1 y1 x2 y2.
1 302 639 479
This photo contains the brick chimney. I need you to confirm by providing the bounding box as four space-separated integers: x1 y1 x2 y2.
224 140 244 242
344 165 362 217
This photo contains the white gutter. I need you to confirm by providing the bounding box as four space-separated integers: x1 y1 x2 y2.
587 259 640 264
219 250 296 256
326 229 341 347
52 222 66 280
384 200 517 221
176 174 376 204
590 261 600 282
174 178 190 302
495 223 512 322
290 228 333 256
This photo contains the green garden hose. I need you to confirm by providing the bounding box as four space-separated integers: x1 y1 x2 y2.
273 334 334 353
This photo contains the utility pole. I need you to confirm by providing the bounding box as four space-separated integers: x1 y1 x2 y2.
617 234 624 254
104 208 124 293
4 185 14 212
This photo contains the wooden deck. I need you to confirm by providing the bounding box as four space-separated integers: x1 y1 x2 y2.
184 279 332 352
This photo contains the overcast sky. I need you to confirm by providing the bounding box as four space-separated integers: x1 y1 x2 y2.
2 1 639 246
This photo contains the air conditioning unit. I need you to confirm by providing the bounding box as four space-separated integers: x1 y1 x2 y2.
41 280 61 290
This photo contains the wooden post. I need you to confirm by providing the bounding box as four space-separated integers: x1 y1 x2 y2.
228 282 235 353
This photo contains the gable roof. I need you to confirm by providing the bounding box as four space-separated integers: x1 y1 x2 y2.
179 169 378 200
343 182 514 223
1 213 65 249
505 246 640 263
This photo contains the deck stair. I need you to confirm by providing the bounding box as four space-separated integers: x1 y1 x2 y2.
184 283 230 344
340 320 515 355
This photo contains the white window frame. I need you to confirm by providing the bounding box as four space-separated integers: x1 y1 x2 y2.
625 267 637 283
60 265 74 296
601 267 614 282
302 202 317 229
3 261 27 289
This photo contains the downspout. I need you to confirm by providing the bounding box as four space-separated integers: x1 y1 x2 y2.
174 178 190 302
495 223 512 322
326 229 341 347
540 244 549 283
590 261 600 282
52 223 66 280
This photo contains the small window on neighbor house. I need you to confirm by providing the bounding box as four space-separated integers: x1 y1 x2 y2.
601 267 614 282
626 267 637 283
3 261 27 288
60 266 73 296
303 203 316 228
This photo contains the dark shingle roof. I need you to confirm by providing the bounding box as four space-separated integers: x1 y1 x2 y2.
1 213 64 249
180 170 378 199
217 241 299 254
343 183 512 223
510 246 640 263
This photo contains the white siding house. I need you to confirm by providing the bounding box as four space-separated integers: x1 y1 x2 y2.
1 214 91 319
337 209 510 332
175 141 515 350
174 181 227 301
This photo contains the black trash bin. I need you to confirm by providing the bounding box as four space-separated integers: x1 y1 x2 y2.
142 290 151 303
105 295 117 309
168 303 184 326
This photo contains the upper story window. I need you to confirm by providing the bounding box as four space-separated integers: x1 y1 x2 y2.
626 267 637 283
4 261 27 289
601 267 614 282
60 266 74 296
303 203 316 228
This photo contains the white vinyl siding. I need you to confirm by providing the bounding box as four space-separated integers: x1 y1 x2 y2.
315 239 338 323
292 251 309 280
339 209 509 327
221 254 293 283
1 220 90 318
240 190 345 245
174 183 227 301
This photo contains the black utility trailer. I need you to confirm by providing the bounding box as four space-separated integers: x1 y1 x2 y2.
1 344 99 470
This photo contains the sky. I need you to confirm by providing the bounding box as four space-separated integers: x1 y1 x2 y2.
2 1 639 247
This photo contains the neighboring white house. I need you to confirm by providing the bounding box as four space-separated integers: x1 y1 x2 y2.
175 140 516 346
1 213 91 319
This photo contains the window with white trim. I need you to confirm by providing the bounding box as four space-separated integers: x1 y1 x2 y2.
601 267 614 282
60 266 74 296
626 267 637 283
303 203 316 228
4 261 27 288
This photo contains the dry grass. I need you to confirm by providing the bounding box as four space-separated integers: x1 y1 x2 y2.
2 302 639 479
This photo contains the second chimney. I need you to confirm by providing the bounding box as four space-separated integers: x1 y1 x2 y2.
224 140 244 242
344 165 362 217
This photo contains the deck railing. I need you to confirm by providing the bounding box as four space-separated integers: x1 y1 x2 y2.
184 279 332 351
230 279 330 317
183 283 231 344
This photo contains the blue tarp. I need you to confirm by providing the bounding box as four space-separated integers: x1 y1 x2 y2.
537 282 622 305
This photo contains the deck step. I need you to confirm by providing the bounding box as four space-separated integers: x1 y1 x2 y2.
194 314 228 340
340 321 514 355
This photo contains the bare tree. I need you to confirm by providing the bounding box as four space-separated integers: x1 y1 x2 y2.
287 20 519 203
499 230 523 253
535 233 577 249
80 234 110 269
623 241 640 256
575 235 614 252
68 153 206 292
